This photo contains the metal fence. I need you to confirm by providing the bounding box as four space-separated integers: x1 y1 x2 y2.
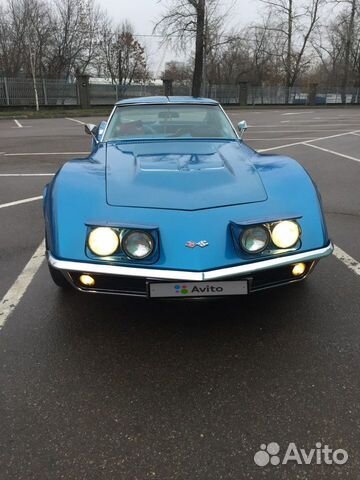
0 77 78 106
247 85 360 105
1 76 360 107
89 83 165 105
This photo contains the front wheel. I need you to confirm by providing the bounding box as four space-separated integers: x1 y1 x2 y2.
48 263 70 289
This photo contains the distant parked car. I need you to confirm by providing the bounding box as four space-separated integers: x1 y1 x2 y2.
43 96 333 298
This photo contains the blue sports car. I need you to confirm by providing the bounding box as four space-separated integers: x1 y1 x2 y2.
43 96 333 298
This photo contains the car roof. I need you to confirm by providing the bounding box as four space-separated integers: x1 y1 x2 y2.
115 96 219 106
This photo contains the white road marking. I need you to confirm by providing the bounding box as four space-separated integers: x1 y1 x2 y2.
254 128 360 134
259 140 312 152
66 117 86 125
305 143 360 163
251 124 360 128
0 240 45 330
0 196 43 209
0 173 54 177
333 245 360 276
282 111 314 115
350 132 360 137
14 119 23 128
248 137 315 141
4 152 88 156
259 129 360 152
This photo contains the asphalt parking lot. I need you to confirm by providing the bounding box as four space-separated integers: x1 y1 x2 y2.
0 107 360 479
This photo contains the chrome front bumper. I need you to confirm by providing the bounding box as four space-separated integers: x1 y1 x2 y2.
48 243 333 282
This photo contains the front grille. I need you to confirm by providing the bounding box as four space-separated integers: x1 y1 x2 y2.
67 262 313 296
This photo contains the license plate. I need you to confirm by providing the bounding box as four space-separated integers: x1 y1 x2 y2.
149 280 249 298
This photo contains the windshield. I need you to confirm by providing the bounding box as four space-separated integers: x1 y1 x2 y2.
103 104 237 141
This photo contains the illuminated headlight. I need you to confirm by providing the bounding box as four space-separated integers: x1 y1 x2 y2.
122 231 154 259
88 227 120 256
271 220 300 249
241 226 269 253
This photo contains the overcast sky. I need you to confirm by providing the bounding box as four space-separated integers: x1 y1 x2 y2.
99 0 260 75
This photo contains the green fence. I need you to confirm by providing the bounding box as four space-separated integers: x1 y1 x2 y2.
1 77 359 107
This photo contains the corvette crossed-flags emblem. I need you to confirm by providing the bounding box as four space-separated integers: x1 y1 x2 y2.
185 240 209 248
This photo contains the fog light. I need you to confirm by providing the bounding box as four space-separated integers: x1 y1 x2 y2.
79 274 95 287
292 263 306 276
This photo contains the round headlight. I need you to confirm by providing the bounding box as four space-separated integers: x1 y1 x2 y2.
271 220 300 249
241 226 269 253
122 231 154 259
88 227 119 256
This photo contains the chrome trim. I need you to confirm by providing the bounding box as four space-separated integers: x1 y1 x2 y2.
218 103 240 139
101 105 117 141
48 243 333 281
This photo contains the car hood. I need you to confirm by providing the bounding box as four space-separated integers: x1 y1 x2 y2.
106 141 267 210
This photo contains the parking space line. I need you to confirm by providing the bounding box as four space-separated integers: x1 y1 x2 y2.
66 117 86 125
0 240 45 330
255 130 359 135
4 152 88 156
259 129 360 152
248 137 315 141
0 196 43 209
282 111 314 116
259 140 310 152
12 119 31 129
305 143 360 163
0 173 54 177
333 245 360 276
251 123 360 128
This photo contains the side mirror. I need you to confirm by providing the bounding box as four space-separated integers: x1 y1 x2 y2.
85 123 99 144
237 120 248 139
97 121 107 140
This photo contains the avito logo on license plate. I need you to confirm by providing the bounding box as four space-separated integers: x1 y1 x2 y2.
149 281 248 298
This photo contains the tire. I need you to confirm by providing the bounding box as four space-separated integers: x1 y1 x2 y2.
48 263 70 289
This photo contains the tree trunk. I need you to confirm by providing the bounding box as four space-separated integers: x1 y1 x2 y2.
29 48 39 111
342 0 356 104
285 0 293 104
192 0 205 97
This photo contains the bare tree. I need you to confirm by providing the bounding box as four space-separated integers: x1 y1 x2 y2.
248 19 284 85
99 20 149 94
312 20 345 87
0 0 105 80
45 0 103 79
155 0 206 96
192 0 205 96
335 0 358 102
155 0 235 96
311 2 360 99
162 61 192 85
259 0 325 101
